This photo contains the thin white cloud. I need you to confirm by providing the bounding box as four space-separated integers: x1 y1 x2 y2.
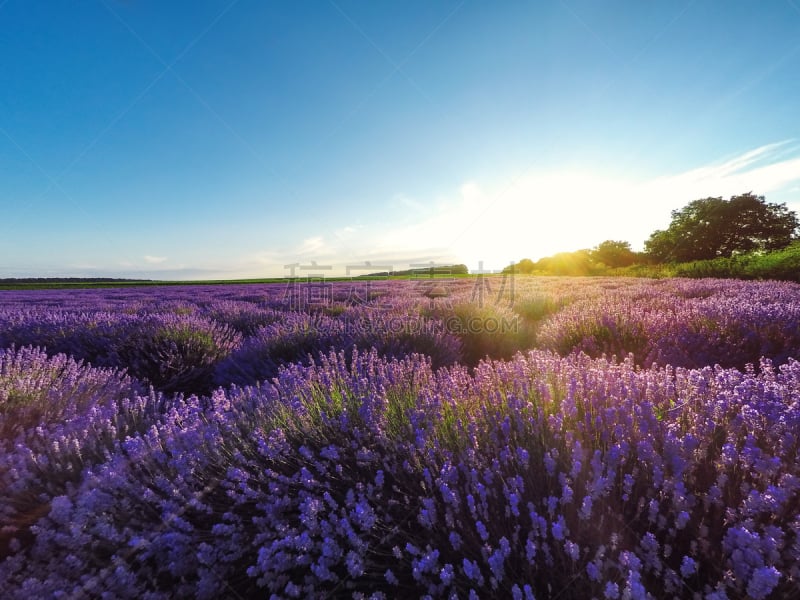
392 193 430 216
651 141 800 201
299 237 325 255
334 225 359 238
693 140 792 179
143 255 167 264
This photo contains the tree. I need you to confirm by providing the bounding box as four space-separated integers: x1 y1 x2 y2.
589 240 637 268
503 258 535 274
645 193 798 262
534 250 594 275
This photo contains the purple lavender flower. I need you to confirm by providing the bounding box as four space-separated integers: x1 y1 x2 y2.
604 581 620 599
746 566 781 600
462 558 482 583
680 555 697 578
475 520 489 542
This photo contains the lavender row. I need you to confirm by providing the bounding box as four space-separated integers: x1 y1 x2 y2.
1 346 798 598
536 280 800 369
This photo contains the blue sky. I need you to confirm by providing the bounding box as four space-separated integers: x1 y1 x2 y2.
2 1 800 279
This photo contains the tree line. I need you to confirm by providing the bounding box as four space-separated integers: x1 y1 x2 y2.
504 192 799 276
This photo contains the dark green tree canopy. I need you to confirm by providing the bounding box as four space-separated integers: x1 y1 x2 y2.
645 193 798 262
589 240 637 268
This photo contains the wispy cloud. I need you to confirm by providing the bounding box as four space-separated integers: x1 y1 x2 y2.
143 255 167 264
334 225 358 238
650 140 800 200
392 192 430 215
299 237 325 255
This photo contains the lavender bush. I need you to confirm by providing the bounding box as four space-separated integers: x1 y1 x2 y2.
204 300 283 336
112 314 241 395
214 312 353 388
347 309 463 370
0 347 165 560
0 311 133 366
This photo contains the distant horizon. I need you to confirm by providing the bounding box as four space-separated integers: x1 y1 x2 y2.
0 262 501 282
3 2 800 280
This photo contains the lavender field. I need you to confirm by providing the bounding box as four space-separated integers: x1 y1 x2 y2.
1 277 799 599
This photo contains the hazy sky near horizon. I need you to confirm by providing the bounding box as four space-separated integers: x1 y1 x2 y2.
2 1 800 279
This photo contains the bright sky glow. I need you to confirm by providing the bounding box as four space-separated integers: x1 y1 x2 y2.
2 1 800 278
